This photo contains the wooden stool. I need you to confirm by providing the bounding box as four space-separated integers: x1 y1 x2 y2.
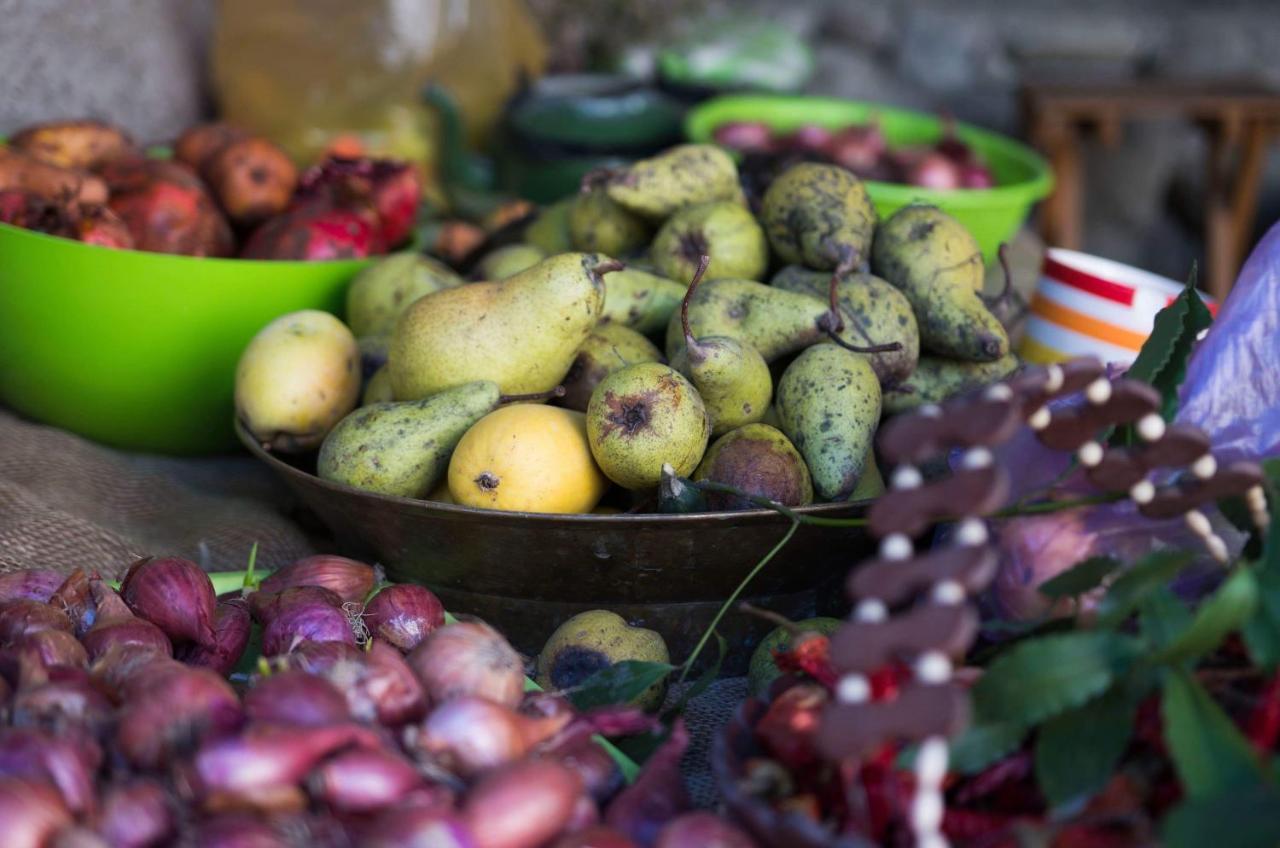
1021 80 1280 300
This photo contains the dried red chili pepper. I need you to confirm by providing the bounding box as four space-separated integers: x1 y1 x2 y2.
1245 670 1280 753
771 634 838 690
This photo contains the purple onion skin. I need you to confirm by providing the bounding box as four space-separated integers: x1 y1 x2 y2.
98 780 173 848
653 813 756 848
243 671 350 727
0 727 101 815
359 806 474 848
191 814 289 848
180 599 251 675
115 667 242 770
553 827 638 848
249 585 343 625
0 776 74 848
11 629 88 670
120 557 218 648
554 737 625 805
260 601 356 656
49 570 94 636
286 640 363 674
342 640 427 726
90 647 178 702
10 679 113 734
364 585 444 653
309 747 423 813
0 570 66 604
257 554 377 606
604 720 691 847
0 600 73 641
81 618 172 663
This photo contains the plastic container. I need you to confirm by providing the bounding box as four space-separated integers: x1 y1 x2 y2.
0 223 374 454
684 95 1054 262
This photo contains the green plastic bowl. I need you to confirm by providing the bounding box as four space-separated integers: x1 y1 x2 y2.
684 95 1054 262
0 223 374 455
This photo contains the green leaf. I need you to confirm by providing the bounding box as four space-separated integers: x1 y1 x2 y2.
671 632 726 715
949 721 1027 774
1096 550 1195 627
567 660 676 711
1150 567 1258 664
1034 682 1138 810
1121 267 1214 422
1163 782 1280 848
1038 556 1122 600
973 631 1138 728
1139 586 1193 651
1244 559 1280 669
1161 667 1263 799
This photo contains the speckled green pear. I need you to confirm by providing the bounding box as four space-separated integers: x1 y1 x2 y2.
569 188 650 256
770 265 919 384
651 201 769 284
560 322 664 412
761 163 876 270
776 343 882 500
317 381 501 498
872 205 1009 361
883 353 1021 414
476 243 545 280
536 610 670 711
586 362 711 489
604 144 742 219
345 253 464 338
599 268 688 334
523 198 574 255
665 279 829 362
389 253 614 400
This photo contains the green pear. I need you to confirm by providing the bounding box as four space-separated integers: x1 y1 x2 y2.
664 278 829 362
694 423 813 511
603 144 743 219
523 197 574 255
362 366 395 405
389 253 618 400
657 463 709 514
569 188 650 256
883 353 1021 414
476 243 545 280
872 205 1009 361
748 617 841 696
358 335 390 380
770 265 919 384
586 362 711 489
600 268 688 335
668 257 771 435
317 381 502 498
850 448 885 500
346 253 464 338
561 322 664 412
776 343 882 500
536 610 670 711
761 162 876 271
650 201 768 284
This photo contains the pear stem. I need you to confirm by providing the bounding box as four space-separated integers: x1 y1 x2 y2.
737 602 807 636
593 258 625 278
498 385 566 405
823 247 857 335
680 254 713 362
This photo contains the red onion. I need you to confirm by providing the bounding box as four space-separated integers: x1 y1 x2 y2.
935 112 973 163
249 585 343 624
97 780 173 848
50 826 109 848
0 776 73 848
551 737 625 804
256 554 377 606
260 598 356 656
190 723 382 812
283 639 363 674
783 124 833 153
463 759 584 848
360 806 474 848
654 813 756 848
604 721 691 846
408 696 533 777
0 727 101 814
115 666 242 769
10 679 113 735
244 671 350 727
363 584 444 652
0 570 65 604
180 598 251 675
10 629 88 671
120 557 218 647
565 794 601 832
712 121 774 153
553 827 638 848
90 646 176 700
333 640 427 725
827 124 886 176
49 570 94 636
81 617 172 663
906 150 963 190
408 621 524 708
960 162 995 189
0 600 73 641
308 747 423 813
191 814 289 848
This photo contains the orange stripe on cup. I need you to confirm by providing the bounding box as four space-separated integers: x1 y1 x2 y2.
1028 294 1149 350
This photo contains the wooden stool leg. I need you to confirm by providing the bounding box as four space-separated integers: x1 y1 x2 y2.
1204 122 1236 300
1040 126 1083 250
1228 121 1271 280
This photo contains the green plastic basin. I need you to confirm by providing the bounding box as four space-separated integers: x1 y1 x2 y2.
0 223 373 455
684 95 1054 262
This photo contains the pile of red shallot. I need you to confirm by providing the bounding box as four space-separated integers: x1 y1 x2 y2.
0 556 754 847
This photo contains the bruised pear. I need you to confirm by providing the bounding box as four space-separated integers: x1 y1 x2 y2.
693 424 813 511
536 610 670 711
761 162 875 271
390 253 618 399
669 257 771 435
651 201 768 284
346 253 463 338
561 322 664 412
569 188 650 256
586 362 711 489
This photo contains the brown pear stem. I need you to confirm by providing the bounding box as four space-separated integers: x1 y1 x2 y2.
579 167 617 193
822 247 858 335
681 254 713 362
593 258 625 277
738 602 807 636
983 242 1014 308
498 385 566 405
819 323 904 355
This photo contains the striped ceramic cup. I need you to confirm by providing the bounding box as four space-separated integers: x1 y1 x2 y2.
1019 247 1215 365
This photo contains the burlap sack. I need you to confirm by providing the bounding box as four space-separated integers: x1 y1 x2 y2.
0 409 314 577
